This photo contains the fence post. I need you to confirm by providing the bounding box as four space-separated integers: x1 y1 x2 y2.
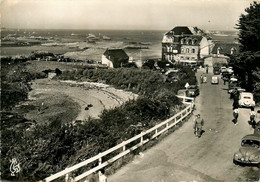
65 173 69 182
122 141 126 151
98 153 102 166
140 132 144 145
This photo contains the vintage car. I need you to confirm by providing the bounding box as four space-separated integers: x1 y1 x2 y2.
255 124 260 135
227 67 234 74
220 66 227 73
213 67 220 75
177 85 199 97
238 92 255 108
233 134 260 167
211 76 219 84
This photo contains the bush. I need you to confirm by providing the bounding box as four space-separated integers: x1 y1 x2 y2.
1 65 195 181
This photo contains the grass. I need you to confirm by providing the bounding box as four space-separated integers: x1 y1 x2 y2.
17 94 80 125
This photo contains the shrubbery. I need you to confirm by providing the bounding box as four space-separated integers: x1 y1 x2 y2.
1 61 47 110
1 63 196 181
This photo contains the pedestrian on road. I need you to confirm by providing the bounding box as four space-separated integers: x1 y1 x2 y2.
232 98 239 110
193 114 204 138
203 75 207 83
233 108 239 125
249 108 256 128
200 74 203 84
232 88 239 109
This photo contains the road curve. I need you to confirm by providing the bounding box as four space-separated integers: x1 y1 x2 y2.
108 68 259 182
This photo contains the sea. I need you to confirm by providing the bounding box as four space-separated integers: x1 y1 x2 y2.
1 29 238 62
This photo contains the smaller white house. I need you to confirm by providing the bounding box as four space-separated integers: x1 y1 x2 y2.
101 49 129 68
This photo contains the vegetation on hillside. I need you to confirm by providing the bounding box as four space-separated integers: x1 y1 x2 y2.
1 57 196 181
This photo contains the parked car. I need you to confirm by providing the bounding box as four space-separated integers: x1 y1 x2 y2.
233 134 260 167
177 85 199 97
187 85 200 97
227 67 234 74
229 87 245 99
254 124 260 135
220 66 227 73
228 86 245 94
211 76 219 84
213 67 220 75
238 92 255 108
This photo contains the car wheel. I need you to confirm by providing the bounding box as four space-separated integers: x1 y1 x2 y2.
233 159 238 165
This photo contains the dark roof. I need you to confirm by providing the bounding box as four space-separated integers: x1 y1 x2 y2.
167 26 192 36
103 49 129 68
104 49 129 60
212 42 240 55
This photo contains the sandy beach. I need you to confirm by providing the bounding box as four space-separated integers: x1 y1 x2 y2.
27 78 138 122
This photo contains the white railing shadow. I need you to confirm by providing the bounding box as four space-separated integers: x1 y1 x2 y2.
43 97 194 182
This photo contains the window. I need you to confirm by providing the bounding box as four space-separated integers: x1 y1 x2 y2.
192 39 197 45
191 57 195 60
186 57 190 60
186 48 189 53
180 56 184 60
181 48 184 53
192 49 195 53
181 39 184 44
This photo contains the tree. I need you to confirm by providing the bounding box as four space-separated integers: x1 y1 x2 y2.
231 1 260 95
236 1 260 52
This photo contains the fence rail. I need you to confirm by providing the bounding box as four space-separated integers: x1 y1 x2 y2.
44 96 194 182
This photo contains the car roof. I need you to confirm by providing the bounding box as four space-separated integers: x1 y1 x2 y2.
240 92 253 96
242 134 260 142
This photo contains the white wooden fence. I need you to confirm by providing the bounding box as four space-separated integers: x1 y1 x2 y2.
43 96 194 182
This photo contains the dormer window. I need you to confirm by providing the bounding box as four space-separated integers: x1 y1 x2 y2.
181 39 184 44
192 39 197 45
187 39 192 45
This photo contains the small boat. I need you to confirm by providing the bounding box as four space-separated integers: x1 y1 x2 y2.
102 35 111 40
88 39 96 44
87 33 96 39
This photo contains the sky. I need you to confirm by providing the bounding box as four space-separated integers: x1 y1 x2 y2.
0 0 256 31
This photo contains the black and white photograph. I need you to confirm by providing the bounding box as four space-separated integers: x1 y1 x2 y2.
1 0 260 181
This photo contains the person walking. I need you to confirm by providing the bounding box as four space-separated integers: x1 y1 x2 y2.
249 108 256 128
232 88 239 109
200 74 203 84
233 108 239 125
193 114 204 138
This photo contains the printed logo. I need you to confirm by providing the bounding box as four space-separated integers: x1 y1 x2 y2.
10 158 20 176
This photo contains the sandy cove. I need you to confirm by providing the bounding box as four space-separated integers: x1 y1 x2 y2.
28 79 138 121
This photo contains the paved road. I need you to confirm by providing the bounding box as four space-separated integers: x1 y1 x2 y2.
108 68 259 181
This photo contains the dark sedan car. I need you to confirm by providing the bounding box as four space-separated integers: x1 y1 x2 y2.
177 85 199 97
